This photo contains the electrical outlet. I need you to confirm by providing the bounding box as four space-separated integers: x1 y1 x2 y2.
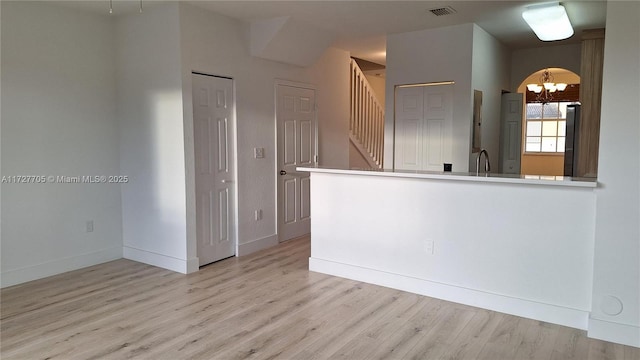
254 147 265 159
254 209 263 221
86 220 94 233
425 239 435 255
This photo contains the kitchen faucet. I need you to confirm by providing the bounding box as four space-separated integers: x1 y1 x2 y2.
476 149 491 175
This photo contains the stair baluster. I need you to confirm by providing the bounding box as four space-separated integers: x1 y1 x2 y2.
349 59 384 169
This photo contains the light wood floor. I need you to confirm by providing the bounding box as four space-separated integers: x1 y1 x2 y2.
1 237 638 360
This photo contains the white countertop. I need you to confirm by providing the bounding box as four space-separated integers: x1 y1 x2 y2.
297 166 597 188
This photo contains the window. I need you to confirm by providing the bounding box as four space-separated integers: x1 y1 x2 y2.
525 102 574 153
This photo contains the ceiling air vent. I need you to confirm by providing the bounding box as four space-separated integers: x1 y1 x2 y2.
428 6 457 16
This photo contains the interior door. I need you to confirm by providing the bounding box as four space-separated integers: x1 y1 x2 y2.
394 84 453 171
394 86 424 170
422 85 453 171
276 83 316 242
499 92 523 174
193 73 236 266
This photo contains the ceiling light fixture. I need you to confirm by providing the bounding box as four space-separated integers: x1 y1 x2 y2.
526 69 567 103
522 2 573 41
109 0 144 15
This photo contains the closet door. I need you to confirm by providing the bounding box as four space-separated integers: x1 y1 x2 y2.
395 84 453 171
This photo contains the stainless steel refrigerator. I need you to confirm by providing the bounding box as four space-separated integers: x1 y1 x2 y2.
564 104 580 177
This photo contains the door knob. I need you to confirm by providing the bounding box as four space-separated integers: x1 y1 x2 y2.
280 170 287 176
221 179 233 183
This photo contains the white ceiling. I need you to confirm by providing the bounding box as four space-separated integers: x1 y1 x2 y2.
56 0 607 65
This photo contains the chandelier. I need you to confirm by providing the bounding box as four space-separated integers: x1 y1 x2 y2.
526 69 567 104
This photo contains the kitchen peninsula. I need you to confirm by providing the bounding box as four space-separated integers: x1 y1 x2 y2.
300 166 597 330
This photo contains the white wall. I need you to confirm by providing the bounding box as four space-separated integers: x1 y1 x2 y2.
349 141 372 170
1 1 4 275
384 24 474 172
589 0 640 347
178 3 350 256
1 2 122 287
470 24 511 171
115 3 193 273
249 16 335 67
308 48 351 169
1 1 349 282
510 44 581 91
309 171 596 329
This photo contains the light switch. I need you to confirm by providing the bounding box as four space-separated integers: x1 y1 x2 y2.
254 147 265 159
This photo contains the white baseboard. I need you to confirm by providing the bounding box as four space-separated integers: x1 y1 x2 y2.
237 234 279 256
309 257 589 330
0 246 122 288
186 257 200 274
125 234 279 274
588 318 640 348
123 246 192 274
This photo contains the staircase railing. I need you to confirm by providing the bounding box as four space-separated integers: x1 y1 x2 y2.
350 58 384 168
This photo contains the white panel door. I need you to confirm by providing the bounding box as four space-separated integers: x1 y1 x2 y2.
500 93 523 174
422 86 452 171
394 87 424 170
277 84 316 242
193 73 236 266
395 84 453 171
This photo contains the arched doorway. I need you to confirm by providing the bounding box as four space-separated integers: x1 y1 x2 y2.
518 68 580 176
